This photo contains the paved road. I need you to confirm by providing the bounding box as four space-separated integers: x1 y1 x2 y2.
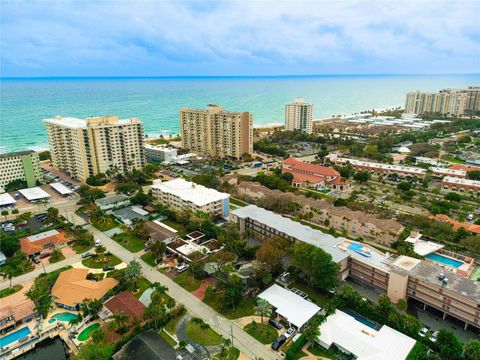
87 225 277 360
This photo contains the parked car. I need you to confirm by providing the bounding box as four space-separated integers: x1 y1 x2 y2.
103 266 115 271
176 263 189 273
284 327 296 339
39 253 50 259
271 335 287 351
419 326 430 337
32 257 41 264
268 319 283 330
95 239 101 247
430 331 439 342
81 252 92 259
467 214 474 221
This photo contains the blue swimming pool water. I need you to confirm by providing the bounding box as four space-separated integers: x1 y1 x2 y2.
48 312 78 323
347 243 371 258
345 309 377 329
0 327 31 347
425 253 463 268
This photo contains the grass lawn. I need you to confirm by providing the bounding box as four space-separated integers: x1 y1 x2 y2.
230 197 248 206
92 216 120 232
165 307 187 334
290 280 330 306
0 285 23 298
82 254 122 269
161 219 183 232
243 321 277 344
133 277 152 298
112 232 145 253
72 241 93 254
160 329 177 347
174 272 201 292
185 319 223 346
203 294 256 319
307 344 335 359
217 347 240 360
49 252 65 263
140 251 158 267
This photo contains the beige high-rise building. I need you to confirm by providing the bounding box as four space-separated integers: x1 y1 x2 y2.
405 86 480 116
180 104 252 159
285 98 313 134
44 116 145 181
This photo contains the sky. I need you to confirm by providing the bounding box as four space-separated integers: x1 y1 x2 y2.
1 0 479 77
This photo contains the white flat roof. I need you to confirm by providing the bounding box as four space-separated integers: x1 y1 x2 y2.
27 229 59 242
152 178 229 206
131 206 149 216
153 220 178 234
19 187 51 201
49 182 73 195
442 176 480 187
258 284 320 328
44 116 86 129
177 242 207 256
405 234 444 256
317 310 416 360
0 193 16 206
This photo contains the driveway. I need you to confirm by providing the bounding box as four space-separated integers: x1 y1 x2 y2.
85 225 278 360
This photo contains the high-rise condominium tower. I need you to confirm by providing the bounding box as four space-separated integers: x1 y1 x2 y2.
405 86 480 116
44 115 145 181
180 104 253 159
285 98 313 134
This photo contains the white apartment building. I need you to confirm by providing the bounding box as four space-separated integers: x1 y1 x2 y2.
285 98 313 134
180 104 253 159
0 151 42 189
144 145 178 163
44 116 145 181
151 178 230 218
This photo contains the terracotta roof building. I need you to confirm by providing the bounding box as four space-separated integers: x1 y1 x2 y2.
20 229 71 257
51 268 118 310
236 181 404 246
282 158 349 191
104 291 145 321
433 214 480 235
0 290 37 334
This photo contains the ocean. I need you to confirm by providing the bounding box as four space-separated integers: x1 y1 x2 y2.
1 74 479 153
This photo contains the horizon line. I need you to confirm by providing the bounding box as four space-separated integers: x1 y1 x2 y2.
2 72 480 80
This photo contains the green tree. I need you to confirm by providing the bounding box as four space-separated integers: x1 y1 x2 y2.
150 241 167 262
81 298 103 319
124 259 142 288
108 312 129 334
0 234 20 257
353 171 370 182
303 315 325 342
397 182 412 192
292 242 339 290
49 248 64 263
1 210 8 221
95 245 106 255
256 236 289 274
436 329 463 360
254 299 272 324
46 207 60 223
468 171 480 180
465 339 480 360
219 274 244 309
144 301 168 330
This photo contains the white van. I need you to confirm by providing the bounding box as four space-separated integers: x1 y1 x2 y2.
95 239 101 247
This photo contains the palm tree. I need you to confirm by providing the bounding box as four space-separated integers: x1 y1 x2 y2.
1 210 8 221
254 299 272 325
109 312 129 333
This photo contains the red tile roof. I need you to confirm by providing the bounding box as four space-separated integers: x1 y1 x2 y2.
104 291 145 321
330 177 350 185
433 214 480 235
20 230 70 255
292 173 325 184
449 164 480 173
283 158 340 177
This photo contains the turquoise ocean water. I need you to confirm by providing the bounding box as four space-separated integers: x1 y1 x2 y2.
1 75 479 153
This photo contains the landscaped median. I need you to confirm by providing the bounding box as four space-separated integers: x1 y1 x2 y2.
81 253 122 269
0 284 23 298
243 321 277 344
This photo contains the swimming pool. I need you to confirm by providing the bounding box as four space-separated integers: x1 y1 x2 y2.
77 323 100 342
345 309 377 329
0 327 31 348
48 312 78 323
347 242 372 258
425 253 463 268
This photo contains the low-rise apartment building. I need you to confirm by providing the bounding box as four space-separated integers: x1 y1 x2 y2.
231 205 480 331
326 154 466 178
151 178 230 218
180 104 252 159
44 115 145 181
441 176 480 195
144 145 178 163
0 150 42 189
235 181 403 246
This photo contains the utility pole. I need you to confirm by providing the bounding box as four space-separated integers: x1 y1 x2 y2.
230 325 234 349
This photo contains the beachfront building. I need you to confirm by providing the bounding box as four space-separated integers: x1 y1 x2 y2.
316 309 416 360
0 150 42 189
326 154 466 179
405 86 480 116
44 115 145 181
231 204 480 330
151 178 230 218
441 176 480 195
285 98 313 134
144 145 178 163
282 158 349 191
51 268 118 311
180 104 253 159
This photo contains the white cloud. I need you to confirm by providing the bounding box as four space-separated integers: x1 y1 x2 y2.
1 0 479 76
